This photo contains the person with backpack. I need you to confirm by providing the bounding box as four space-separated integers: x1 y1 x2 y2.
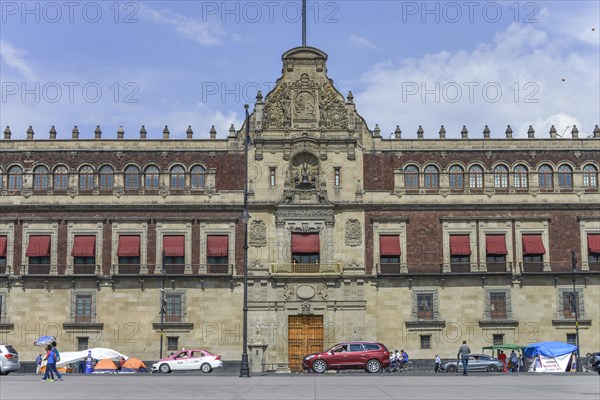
42 344 62 381
400 350 409 370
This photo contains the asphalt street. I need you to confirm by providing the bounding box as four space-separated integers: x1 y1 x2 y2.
1 373 599 400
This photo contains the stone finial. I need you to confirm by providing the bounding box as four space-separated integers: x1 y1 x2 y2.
394 125 402 139
117 126 124 140
571 125 579 139
209 125 217 139
186 125 194 139
94 125 102 139
3 126 11 140
373 124 381 137
26 125 34 140
417 125 424 139
438 125 446 139
72 125 80 139
594 125 600 138
140 125 147 140
461 125 468 139
505 125 513 139
256 90 263 103
347 91 354 104
527 125 535 138
228 124 235 137
163 125 170 140
483 125 491 139
49 126 57 140
549 125 557 139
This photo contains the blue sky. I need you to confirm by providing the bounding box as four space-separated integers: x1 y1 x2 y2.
1 1 599 139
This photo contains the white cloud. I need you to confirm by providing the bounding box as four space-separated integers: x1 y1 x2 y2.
353 22 599 139
0 39 36 80
139 6 226 46
349 35 378 50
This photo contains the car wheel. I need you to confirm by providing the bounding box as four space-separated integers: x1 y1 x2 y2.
447 365 457 373
159 363 171 373
366 359 382 373
312 360 327 373
201 363 212 373
487 365 498 372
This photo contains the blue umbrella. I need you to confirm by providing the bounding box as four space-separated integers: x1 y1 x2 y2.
34 335 56 346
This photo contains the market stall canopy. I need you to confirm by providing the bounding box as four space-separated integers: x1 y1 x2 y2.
482 344 524 352
523 342 577 358
57 348 128 367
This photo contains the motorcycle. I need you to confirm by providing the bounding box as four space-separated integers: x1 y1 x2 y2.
586 353 600 375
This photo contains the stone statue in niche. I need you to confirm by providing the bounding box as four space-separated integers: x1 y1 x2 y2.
295 92 315 119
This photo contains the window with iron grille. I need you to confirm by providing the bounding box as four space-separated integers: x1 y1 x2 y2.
77 337 89 351
558 289 585 320
420 335 431 349
165 292 183 323
72 292 94 323
489 292 507 319
417 293 434 320
167 336 179 351
566 334 577 346
493 334 504 345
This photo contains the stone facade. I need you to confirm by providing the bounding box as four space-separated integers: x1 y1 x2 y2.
1 47 599 370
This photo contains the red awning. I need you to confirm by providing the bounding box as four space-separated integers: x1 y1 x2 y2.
450 235 471 256
588 234 600 253
380 235 401 256
486 235 508 255
71 236 96 257
26 235 51 257
522 234 546 255
291 233 320 253
117 236 140 257
0 236 6 257
163 236 185 257
207 236 228 257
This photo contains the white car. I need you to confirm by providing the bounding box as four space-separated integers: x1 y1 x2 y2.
152 349 223 373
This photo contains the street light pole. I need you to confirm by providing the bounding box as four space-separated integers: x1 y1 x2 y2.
571 250 582 372
240 104 251 378
159 251 166 360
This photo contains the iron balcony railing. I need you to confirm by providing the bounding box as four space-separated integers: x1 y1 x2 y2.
377 262 515 275
270 262 342 275
111 263 233 276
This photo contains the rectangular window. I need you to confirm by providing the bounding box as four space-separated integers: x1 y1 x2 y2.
163 236 185 274
417 293 433 320
77 337 89 351
450 235 471 272
117 235 141 274
566 334 577 346
379 235 401 274
270 168 276 186
75 294 92 323
490 292 507 320
291 233 320 271
167 336 179 351
0 235 6 274
420 335 431 349
334 168 341 187
562 292 578 319
207 235 229 274
588 234 600 271
165 293 182 323
493 334 504 346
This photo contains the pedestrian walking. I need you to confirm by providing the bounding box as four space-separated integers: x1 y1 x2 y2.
498 350 507 372
35 353 42 374
457 340 471 376
435 354 441 372
42 344 62 382
509 350 519 373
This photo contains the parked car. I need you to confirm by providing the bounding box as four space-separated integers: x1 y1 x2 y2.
302 342 390 373
0 344 20 375
440 354 503 373
152 349 223 373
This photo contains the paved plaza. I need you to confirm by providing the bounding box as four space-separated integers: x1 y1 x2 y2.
1 373 598 400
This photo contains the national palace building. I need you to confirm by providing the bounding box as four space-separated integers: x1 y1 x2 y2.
1 46 599 372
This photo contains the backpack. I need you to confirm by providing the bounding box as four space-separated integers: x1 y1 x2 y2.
402 352 409 362
54 348 61 362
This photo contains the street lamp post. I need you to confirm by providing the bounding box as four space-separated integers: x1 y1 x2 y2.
159 251 166 360
240 104 251 378
571 250 582 372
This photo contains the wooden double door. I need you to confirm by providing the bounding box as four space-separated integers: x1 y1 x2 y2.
288 315 324 372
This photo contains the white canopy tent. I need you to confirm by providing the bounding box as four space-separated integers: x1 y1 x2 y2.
56 348 128 367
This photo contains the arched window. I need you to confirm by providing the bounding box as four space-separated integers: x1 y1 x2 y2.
558 165 573 188
404 165 419 189
79 166 95 190
33 165 50 190
583 165 598 188
494 165 509 189
170 165 185 189
538 165 553 189
124 165 140 190
98 165 114 190
424 166 439 189
8 166 23 190
190 165 206 190
145 166 160 190
449 165 464 189
469 165 483 189
513 165 528 189
54 166 69 190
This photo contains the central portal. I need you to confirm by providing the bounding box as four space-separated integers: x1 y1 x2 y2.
288 315 324 372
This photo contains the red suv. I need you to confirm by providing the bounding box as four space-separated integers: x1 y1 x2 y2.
302 342 390 373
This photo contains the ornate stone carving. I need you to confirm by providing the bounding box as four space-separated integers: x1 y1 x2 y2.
296 284 315 300
249 220 267 247
344 259 364 272
318 82 348 130
345 219 362 247
301 302 311 315
316 283 328 301
249 260 266 271
252 281 264 302
263 83 291 130
283 284 294 301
